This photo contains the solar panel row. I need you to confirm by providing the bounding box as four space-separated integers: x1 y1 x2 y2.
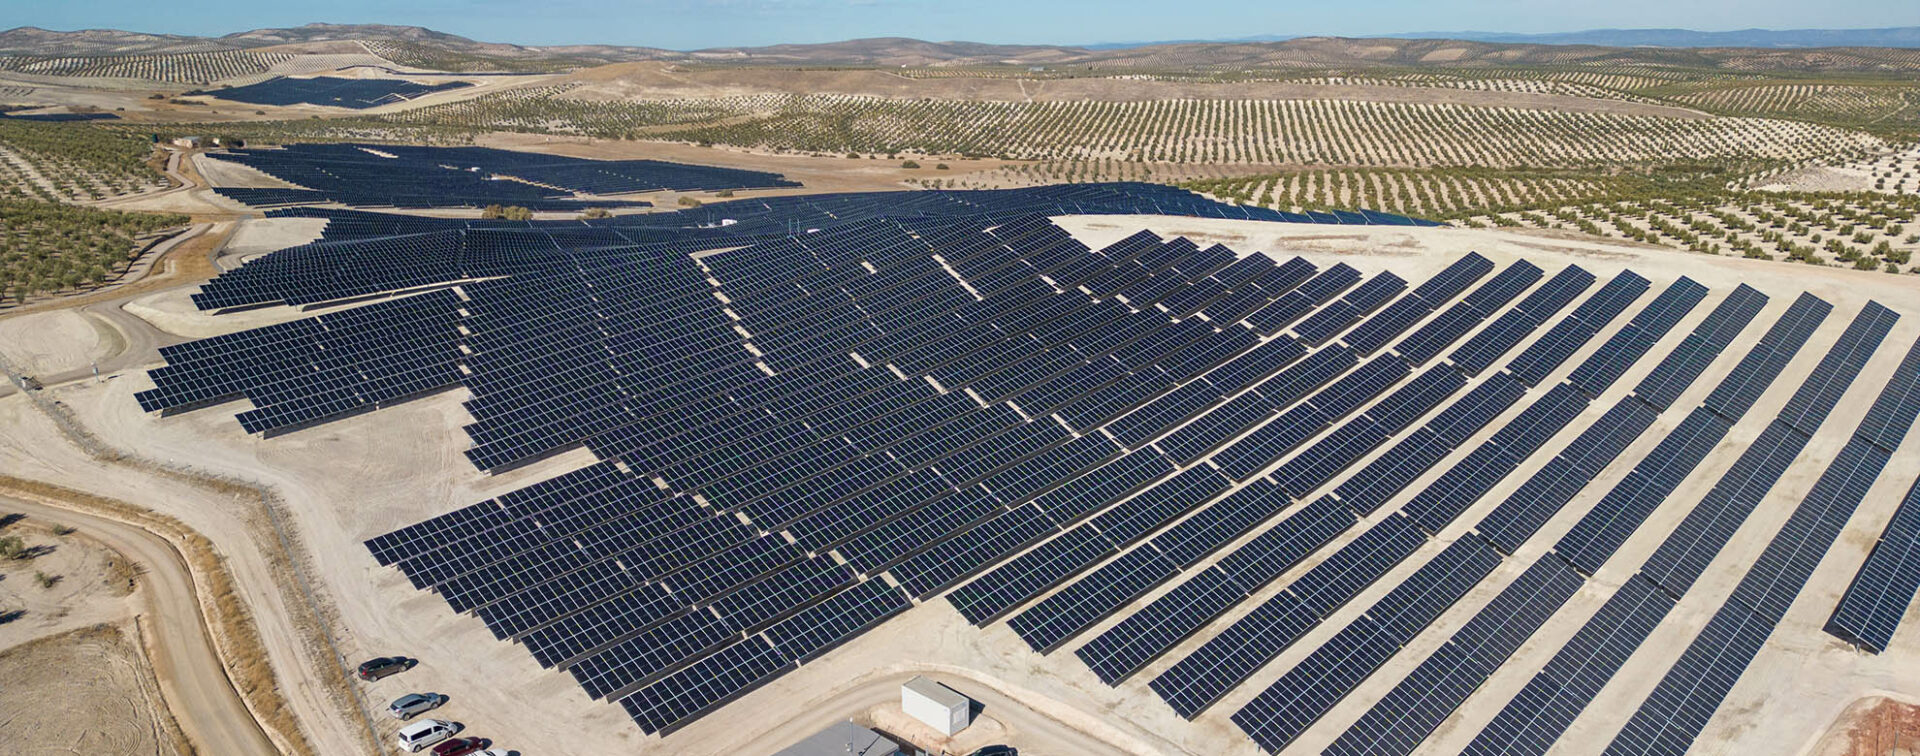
1115 274 1699 730
1231 535 1504 752
1320 287 1844 756
1436 300 1892 756
1604 346 1920 756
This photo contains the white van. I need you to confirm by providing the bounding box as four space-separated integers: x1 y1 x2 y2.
396 719 456 752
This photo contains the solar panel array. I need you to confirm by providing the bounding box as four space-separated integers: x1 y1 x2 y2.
1216 282 1807 751
1604 329 1920 756
206 141 797 210
1446 299 1893 756
145 184 1452 736
210 75 472 109
142 180 1919 746
1827 475 1920 652
1825 340 1920 654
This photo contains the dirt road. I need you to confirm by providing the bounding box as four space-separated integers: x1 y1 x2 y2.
0 494 279 756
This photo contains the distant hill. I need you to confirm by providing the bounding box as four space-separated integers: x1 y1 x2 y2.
1089 26 1920 50
1389 27 1920 49
684 37 1085 67
0 26 238 55
3 23 1919 75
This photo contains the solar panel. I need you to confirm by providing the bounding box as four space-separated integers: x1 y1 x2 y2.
1553 409 1733 576
1828 475 1920 652
1777 302 1899 436
1631 284 1768 410
765 579 912 663
619 636 792 734
1231 536 1501 752
1601 605 1773 756
1600 337 1920 755
1562 278 1708 396
948 526 1114 626
1008 545 1179 652
1636 421 1807 596
1076 564 1251 685
1473 399 1659 554
1700 292 1831 421
1460 575 1674 756
1326 555 1585 756
1727 438 1893 625
1411 252 1495 304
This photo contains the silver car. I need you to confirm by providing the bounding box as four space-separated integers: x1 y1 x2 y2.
388 692 447 720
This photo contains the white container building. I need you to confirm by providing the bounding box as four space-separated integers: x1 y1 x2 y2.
901 676 971 737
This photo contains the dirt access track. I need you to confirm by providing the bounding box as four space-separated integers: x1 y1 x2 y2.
0 492 278 755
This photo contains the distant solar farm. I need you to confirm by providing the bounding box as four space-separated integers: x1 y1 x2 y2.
210 75 472 109
132 179 1920 754
203 142 799 210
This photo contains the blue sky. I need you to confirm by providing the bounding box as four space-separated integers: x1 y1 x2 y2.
16 0 1920 50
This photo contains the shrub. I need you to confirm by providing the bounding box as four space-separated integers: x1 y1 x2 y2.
901 160 921 169
0 535 23 559
480 204 533 220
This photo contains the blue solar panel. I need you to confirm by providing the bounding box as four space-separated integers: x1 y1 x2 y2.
1828 475 1920 652
1553 409 1733 576
1327 554 1584 756
1700 293 1831 420
1077 495 1355 685
1231 536 1502 752
1563 278 1708 396
1632 284 1768 410
1460 575 1675 756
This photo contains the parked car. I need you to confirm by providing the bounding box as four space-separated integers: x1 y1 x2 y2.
357 656 413 681
967 747 1017 756
432 737 491 756
395 719 457 752
388 692 447 720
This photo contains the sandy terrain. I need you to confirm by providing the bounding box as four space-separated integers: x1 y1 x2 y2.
0 310 118 378
4 216 1920 756
1807 697 1920 756
191 152 300 190
0 512 138 648
1756 144 1920 196
0 622 187 755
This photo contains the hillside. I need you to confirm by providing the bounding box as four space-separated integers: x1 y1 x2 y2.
6 25 1920 74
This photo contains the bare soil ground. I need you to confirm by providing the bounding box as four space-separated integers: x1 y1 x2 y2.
0 310 116 377
0 622 188 755
0 513 138 648
1810 697 1920 756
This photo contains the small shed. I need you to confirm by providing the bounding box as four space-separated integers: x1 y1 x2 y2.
902 676 971 736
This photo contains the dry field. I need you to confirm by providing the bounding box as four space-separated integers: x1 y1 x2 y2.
0 511 139 648
0 623 187 755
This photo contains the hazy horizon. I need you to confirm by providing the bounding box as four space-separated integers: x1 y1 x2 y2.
13 0 1920 50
